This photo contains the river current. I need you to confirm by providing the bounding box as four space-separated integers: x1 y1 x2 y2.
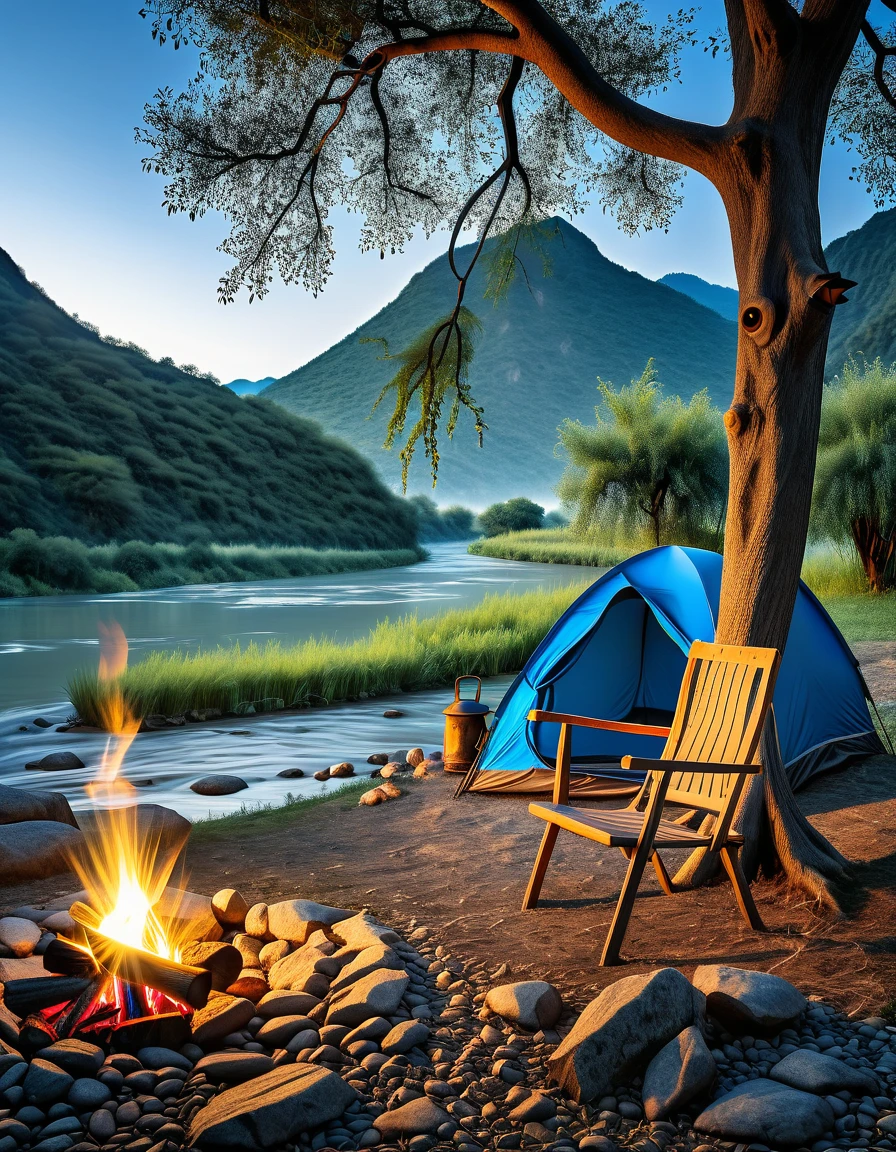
0 544 602 818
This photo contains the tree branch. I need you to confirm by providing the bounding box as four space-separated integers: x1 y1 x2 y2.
861 18 896 110
363 2 723 176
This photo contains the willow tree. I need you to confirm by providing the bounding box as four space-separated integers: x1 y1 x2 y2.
139 0 896 905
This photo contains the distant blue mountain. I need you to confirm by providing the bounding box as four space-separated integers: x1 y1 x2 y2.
224 376 276 396
658 273 739 322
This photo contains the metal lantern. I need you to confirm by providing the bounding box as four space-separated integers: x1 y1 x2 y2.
442 676 491 774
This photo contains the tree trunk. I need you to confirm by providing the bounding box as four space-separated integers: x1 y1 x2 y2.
851 517 896 593
673 44 860 906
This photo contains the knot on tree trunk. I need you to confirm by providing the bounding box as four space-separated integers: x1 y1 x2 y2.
724 403 752 436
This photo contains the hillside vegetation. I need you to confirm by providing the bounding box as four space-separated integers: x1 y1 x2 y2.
658 273 739 321
0 529 422 598
264 218 738 504
0 249 417 550
825 208 896 378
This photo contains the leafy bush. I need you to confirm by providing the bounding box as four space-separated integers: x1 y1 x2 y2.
478 497 545 537
557 360 727 546
0 530 424 597
811 357 896 592
408 495 478 541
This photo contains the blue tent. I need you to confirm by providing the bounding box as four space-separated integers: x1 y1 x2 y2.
461 546 883 797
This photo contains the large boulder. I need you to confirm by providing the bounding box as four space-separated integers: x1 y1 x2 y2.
691 965 806 1033
267 944 332 992
770 1049 881 1096
547 968 705 1102
326 969 410 1027
642 1026 716 1120
0 785 78 827
484 981 562 1031
188 1063 356 1148
694 1079 835 1147
190 774 248 796
0 821 85 884
266 899 353 943
0 917 41 958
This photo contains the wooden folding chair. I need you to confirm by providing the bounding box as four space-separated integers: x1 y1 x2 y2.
521 640 781 965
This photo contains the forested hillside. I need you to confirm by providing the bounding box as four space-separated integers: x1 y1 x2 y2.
824 207 896 375
0 249 417 549
658 273 739 321
264 219 738 504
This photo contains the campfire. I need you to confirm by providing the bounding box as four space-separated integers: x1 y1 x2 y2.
5 623 211 1054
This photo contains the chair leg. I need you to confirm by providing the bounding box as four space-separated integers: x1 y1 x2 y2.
600 842 651 965
522 824 560 911
720 845 765 930
651 851 675 896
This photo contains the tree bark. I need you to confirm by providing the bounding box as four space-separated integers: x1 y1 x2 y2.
851 517 895 592
673 12 867 906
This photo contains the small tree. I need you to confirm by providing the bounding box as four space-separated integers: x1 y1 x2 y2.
811 358 896 593
479 497 545 536
557 361 727 547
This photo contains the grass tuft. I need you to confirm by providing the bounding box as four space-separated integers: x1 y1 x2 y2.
68 581 591 728
188 779 373 842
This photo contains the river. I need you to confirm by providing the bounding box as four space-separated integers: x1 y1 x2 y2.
0 544 602 817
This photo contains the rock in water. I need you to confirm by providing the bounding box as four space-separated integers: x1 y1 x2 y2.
188 1062 356 1148
484 981 562 1031
277 767 306 778
329 762 355 777
694 1078 835 1146
24 752 85 772
406 748 425 767
642 1026 716 1120
383 709 403 718
769 1049 881 1095
190 774 249 796
691 965 807 1032
547 968 705 1102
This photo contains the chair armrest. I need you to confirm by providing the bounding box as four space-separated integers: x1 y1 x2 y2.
621 756 760 775
528 710 671 739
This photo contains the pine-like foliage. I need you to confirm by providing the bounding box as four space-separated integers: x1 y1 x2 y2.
556 359 727 546
811 357 896 592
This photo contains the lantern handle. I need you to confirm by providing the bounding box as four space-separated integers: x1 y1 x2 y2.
455 675 482 703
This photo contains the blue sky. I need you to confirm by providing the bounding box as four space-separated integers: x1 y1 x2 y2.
0 2 878 382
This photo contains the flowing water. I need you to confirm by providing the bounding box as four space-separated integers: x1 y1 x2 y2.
0 544 603 817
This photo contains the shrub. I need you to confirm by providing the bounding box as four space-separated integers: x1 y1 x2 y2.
557 360 727 546
811 357 896 592
479 497 545 537
408 495 478 541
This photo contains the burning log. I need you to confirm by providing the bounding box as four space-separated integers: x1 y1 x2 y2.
43 937 101 979
16 1014 59 1056
70 902 211 1010
3 976 93 1017
110 1011 191 1054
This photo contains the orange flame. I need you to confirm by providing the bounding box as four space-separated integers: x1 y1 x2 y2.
76 623 181 964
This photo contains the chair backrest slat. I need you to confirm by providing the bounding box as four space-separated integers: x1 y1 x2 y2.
657 641 780 813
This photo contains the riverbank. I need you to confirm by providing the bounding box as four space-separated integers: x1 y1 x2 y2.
67 582 590 728
0 530 425 597
469 529 635 569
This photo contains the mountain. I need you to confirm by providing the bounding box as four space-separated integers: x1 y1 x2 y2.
264 219 738 504
658 273 739 322
824 207 896 376
0 249 417 549
224 376 276 396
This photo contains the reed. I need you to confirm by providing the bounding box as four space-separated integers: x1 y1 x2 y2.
67 581 592 728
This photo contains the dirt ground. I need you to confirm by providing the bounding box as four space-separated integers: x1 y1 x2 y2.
6 749 896 1021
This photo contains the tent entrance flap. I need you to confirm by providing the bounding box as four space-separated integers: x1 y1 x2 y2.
531 594 685 766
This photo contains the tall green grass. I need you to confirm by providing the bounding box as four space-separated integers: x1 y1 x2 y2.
68 581 591 728
469 528 640 568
